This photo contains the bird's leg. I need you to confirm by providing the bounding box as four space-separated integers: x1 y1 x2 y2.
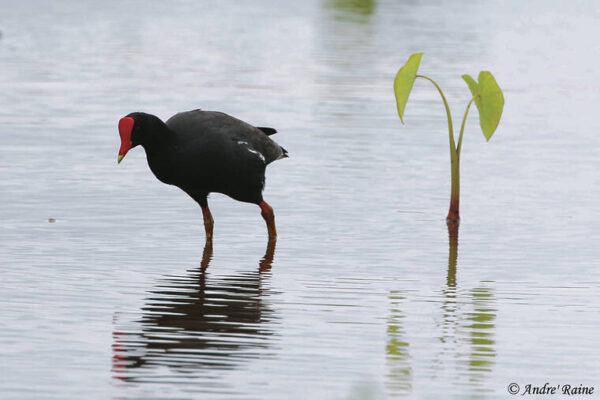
201 206 214 242
259 201 277 240
194 195 214 242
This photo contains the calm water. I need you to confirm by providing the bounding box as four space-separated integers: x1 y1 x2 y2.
1 1 599 399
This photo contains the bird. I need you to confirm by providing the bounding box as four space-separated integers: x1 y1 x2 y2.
117 109 287 241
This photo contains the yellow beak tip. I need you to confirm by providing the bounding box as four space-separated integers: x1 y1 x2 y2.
117 155 124 164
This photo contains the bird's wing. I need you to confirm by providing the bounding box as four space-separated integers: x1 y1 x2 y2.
167 110 286 165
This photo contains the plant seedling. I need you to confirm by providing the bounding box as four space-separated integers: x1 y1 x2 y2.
394 52 504 224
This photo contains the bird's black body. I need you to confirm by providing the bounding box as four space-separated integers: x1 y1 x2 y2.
119 109 286 240
128 110 287 207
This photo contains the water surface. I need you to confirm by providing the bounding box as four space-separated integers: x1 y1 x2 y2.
1 0 599 399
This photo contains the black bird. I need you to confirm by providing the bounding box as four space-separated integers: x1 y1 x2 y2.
117 109 287 241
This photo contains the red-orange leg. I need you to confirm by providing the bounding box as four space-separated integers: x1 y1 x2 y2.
259 201 277 240
201 206 214 242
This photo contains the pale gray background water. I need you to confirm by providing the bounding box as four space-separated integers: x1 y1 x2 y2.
1 1 599 399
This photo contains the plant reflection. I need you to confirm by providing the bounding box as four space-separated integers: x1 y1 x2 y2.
437 223 459 370
386 224 497 396
466 287 496 378
327 0 375 17
112 240 278 381
442 223 497 386
386 291 412 396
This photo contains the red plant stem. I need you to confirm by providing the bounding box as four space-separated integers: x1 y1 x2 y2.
447 153 460 224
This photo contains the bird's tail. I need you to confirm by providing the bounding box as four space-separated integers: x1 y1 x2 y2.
257 127 277 136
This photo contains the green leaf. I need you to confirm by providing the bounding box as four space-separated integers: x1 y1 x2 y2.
394 52 423 124
462 74 479 98
462 71 504 141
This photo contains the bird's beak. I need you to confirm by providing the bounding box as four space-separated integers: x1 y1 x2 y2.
117 144 131 164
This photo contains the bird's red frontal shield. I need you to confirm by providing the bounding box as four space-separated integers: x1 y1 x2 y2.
118 117 134 163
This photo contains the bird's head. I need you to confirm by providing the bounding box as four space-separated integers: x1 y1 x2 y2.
117 112 155 164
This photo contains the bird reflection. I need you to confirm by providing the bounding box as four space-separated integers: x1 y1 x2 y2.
112 240 278 381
